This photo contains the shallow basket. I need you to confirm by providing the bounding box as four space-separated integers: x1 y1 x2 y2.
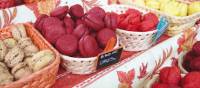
61 42 119 75
62 56 97 74
116 29 157 51
0 23 60 88
103 5 157 51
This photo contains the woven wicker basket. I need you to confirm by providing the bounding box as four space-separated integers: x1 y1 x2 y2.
116 29 157 51
0 23 60 88
62 56 97 74
61 4 155 74
166 21 196 36
103 5 157 51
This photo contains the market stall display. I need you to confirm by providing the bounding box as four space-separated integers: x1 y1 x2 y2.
66 26 198 88
0 0 199 88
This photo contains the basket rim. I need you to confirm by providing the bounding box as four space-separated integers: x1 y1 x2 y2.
0 23 60 86
61 54 97 61
116 28 157 34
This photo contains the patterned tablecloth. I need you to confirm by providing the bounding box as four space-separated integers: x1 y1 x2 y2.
0 0 199 88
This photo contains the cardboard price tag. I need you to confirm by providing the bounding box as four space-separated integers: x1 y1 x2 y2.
97 47 123 69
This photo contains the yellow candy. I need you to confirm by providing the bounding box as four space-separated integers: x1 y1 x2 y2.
145 0 160 10
178 3 188 16
188 1 200 15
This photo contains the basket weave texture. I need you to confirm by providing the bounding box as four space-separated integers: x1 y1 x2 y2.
0 23 60 88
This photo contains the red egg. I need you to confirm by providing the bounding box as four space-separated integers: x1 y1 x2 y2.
50 6 68 19
56 34 78 56
88 7 106 18
69 4 84 18
104 12 118 30
97 28 116 48
84 13 104 31
159 66 181 85
73 24 89 39
79 35 101 57
64 16 75 29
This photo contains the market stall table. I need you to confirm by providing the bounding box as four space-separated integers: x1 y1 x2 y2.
53 35 169 88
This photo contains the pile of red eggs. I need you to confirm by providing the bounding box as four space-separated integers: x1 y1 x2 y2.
118 9 159 32
151 66 200 88
34 4 117 57
34 4 160 58
182 41 200 72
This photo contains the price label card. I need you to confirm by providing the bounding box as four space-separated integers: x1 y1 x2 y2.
97 47 123 69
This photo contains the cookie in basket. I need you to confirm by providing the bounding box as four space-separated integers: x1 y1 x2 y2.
26 50 54 72
10 24 27 41
0 62 14 84
11 62 32 80
18 37 39 57
0 40 8 61
0 23 59 88
4 46 24 68
3 38 17 49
